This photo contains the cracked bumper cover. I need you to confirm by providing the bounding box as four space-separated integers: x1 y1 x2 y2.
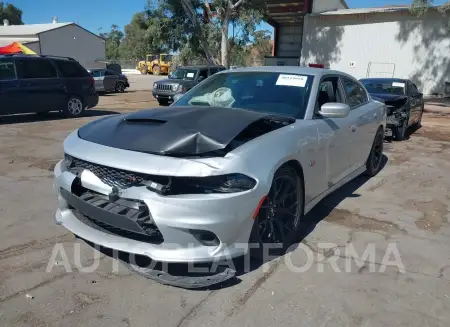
54 157 265 263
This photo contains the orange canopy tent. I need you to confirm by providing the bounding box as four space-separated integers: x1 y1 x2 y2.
0 42 36 55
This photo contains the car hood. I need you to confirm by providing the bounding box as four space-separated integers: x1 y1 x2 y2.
158 79 196 86
77 106 295 157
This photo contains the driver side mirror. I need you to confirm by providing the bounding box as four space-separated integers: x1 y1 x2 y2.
318 103 350 118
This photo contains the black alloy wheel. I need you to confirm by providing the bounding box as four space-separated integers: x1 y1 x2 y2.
365 127 384 177
250 166 303 260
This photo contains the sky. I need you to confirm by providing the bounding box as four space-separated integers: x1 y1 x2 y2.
8 0 449 35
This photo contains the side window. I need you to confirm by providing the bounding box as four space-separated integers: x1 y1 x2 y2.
199 69 208 79
105 70 116 76
16 59 57 79
90 71 101 77
209 67 219 75
0 58 16 80
54 60 89 78
341 78 368 108
315 76 344 114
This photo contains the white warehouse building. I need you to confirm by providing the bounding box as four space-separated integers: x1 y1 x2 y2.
0 19 106 69
264 0 450 95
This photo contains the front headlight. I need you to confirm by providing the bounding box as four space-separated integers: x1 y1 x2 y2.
145 174 257 195
153 83 157 89
172 84 180 91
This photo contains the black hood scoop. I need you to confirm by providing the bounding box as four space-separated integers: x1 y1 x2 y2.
78 106 294 157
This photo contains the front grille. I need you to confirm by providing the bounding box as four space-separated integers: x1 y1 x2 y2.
72 210 164 244
67 156 162 189
156 84 173 91
63 184 164 244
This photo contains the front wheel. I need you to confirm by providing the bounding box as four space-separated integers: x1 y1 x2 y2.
62 96 85 118
365 127 384 177
249 165 304 260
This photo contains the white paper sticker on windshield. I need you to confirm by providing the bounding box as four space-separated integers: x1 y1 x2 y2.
186 72 195 78
276 74 307 87
392 82 405 88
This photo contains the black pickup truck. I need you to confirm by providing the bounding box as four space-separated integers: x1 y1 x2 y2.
152 65 226 106
360 78 424 141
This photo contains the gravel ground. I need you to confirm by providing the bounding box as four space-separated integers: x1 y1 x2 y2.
0 93 449 327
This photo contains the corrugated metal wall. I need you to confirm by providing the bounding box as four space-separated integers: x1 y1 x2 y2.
301 10 450 95
277 24 303 57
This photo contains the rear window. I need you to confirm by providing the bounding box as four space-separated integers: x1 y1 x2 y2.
16 58 57 79
0 58 16 80
54 60 89 78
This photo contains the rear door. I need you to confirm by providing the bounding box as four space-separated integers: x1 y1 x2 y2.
15 57 65 113
104 70 118 91
340 77 376 170
0 57 21 115
53 59 93 100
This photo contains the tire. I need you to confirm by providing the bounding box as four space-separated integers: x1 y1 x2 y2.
140 66 147 75
153 65 161 76
414 107 424 130
365 127 384 177
115 82 125 93
157 99 169 106
62 96 85 118
249 165 304 260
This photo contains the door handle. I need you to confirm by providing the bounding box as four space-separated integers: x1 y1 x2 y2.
350 125 357 132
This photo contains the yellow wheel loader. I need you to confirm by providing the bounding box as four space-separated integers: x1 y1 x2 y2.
136 54 173 75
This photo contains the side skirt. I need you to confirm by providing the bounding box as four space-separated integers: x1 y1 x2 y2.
304 165 367 215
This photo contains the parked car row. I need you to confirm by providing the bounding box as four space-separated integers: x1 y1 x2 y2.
0 54 130 118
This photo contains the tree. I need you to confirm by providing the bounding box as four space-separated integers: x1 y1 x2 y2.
0 2 23 25
411 0 450 15
178 0 265 67
99 24 124 60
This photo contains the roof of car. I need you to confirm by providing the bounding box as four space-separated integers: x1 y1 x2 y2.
360 77 408 82
178 65 225 69
0 54 75 61
219 66 355 79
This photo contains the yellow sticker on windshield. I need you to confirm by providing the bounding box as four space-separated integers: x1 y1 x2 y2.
276 74 308 87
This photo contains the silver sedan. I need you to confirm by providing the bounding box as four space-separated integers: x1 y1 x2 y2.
53 67 386 276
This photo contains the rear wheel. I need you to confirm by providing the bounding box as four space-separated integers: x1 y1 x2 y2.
63 96 85 118
365 127 384 177
153 65 161 76
115 82 125 93
249 165 304 260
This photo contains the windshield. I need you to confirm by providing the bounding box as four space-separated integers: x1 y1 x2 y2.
170 68 198 80
173 72 314 118
361 79 406 96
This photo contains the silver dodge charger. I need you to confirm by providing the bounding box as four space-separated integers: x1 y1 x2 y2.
54 67 386 266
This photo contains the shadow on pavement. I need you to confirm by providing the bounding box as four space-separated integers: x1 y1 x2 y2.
0 109 119 125
78 155 388 290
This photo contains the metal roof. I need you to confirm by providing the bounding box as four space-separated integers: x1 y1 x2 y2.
0 23 73 36
315 5 430 16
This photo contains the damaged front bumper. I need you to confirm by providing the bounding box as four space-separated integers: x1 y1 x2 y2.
54 160 262 263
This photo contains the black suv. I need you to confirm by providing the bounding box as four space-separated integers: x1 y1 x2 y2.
152 65 226 105
0 54 99 118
